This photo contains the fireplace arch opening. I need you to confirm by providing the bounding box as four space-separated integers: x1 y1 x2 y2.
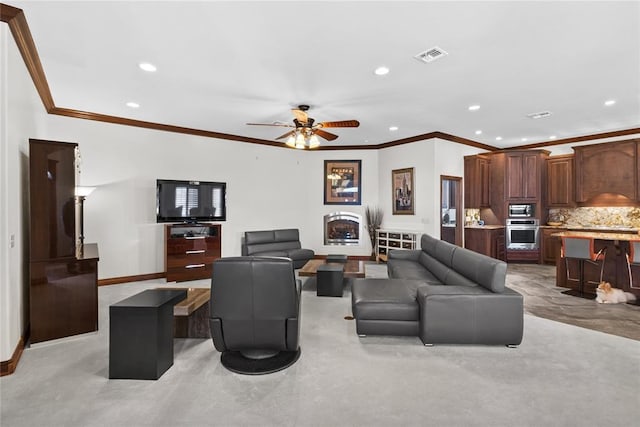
324 212 362 245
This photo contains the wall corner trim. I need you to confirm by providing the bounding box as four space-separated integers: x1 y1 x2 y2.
0 335 25 376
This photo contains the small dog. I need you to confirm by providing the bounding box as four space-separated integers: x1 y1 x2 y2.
595 282 637 304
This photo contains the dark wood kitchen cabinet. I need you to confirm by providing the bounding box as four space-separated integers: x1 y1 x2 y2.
464 154 490 208
486 149 549 224
464 227 505 261
574 139 639 205
506 151 547 201
541 227 567 265
546 155 575 207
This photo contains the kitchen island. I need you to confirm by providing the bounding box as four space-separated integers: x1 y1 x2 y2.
551 230 640 300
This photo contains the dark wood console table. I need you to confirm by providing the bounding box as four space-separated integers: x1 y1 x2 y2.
165 223 221 282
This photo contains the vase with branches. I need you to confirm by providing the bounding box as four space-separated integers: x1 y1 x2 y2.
365 206 384 260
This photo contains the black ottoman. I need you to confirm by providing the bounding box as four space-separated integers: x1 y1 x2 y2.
317 264 344 297
326 254 348 263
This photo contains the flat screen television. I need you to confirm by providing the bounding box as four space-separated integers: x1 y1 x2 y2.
156 179 226 223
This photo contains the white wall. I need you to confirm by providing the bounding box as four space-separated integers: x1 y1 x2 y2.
31 117 381 278
377 139 484 237
1 25 45 361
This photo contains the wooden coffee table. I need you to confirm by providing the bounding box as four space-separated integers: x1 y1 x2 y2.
298 259 366 278
162 287 211 338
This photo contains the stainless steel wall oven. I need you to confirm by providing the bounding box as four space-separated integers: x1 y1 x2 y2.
506 218 540 250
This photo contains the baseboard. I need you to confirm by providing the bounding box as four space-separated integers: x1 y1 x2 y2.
0 336 25 377
98 272 165 286
315 255 372 261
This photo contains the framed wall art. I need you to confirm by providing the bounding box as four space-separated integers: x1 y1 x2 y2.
324 160 362 205
392 167 414 215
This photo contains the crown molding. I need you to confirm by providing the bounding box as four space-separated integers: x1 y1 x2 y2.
2 3 54 111
49 107 285 147
2 3 636 152
507 128 640 150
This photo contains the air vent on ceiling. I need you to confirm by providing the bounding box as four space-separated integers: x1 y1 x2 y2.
526 111 553 119
414 46 448 63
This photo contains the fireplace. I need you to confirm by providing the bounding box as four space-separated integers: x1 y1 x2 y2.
324 212 362 245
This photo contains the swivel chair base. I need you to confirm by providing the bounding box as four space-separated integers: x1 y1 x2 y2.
220 348 301 375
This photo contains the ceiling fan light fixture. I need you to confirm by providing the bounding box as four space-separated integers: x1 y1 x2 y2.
308 135 320 148
285 135 296 147
295 132 306 149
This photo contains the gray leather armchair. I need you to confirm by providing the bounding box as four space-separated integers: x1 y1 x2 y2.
209 256 301 374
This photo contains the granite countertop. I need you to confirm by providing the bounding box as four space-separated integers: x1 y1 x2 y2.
541 224 639 233
550 230 640 241
464 225 505 230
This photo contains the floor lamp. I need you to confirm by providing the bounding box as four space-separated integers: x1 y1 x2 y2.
75 186 96 253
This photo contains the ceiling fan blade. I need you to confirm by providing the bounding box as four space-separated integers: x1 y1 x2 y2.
275 130 296 140
317 120 360 128
313 129 339 141
246 122 294 127
292 108 309 124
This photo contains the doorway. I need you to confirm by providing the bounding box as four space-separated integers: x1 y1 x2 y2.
440 175 462 246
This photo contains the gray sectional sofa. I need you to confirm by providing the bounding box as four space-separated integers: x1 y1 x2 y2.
241 229 314 269
352 233 523 346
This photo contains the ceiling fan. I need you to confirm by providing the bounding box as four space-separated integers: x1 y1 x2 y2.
247 105 360 148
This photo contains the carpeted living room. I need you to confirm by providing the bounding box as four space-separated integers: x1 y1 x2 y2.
1 264 639 426
2 2 640 426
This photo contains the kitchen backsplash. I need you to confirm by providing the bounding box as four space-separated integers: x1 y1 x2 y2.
549 207 640 228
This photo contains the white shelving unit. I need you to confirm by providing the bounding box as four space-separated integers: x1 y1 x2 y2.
375 229 421 262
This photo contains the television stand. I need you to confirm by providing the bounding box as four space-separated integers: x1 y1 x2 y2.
164 223 221 282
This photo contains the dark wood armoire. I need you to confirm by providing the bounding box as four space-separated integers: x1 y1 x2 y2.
29 139 99 344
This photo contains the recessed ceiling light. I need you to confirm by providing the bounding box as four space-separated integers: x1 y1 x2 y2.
604 99 616 106
468 105 480 111
521 138 528 142
495 136 503 141
389 126 399 131
374 66 389 76
126 102 140 108
475 130 482 135
549 135 557 140
138 62 157 72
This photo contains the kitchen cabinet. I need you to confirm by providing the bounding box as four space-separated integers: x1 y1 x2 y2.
554 232 639 298
464 226 505 261
464 154 490 208
541 227 567 264
485 149 549 224
546 155 575 207
506 151 547 201
574 139 639 205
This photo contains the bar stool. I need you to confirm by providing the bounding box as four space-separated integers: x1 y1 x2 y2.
561 236 606 299
626 240 640 287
